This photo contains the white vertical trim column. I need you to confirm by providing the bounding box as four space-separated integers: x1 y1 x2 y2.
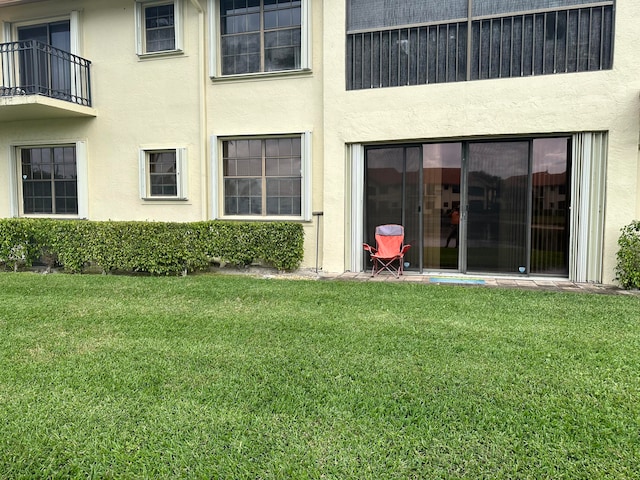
301 0 311 70
138 149 147 199
76 141 89 219
349 144 365 272
70 11 81 103
8 145 18 217
134 2 144 55
1 22 10 42
207 0 218 77
70 11 81 55
177 147 188 200
2 22 14 88
587 133 607 282
302 131 312 221
570 133 589 282
174 0 184 52
210 135 219 218
570 132 607 283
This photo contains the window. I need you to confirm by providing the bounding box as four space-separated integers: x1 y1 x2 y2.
212 133 311 219
139 148 187 199
209 0 311 76
346 0 614 89
12 142 88 218
135 0 182 55
19 146 77 214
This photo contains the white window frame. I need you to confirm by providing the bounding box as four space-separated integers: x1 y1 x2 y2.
10 141 88 219
135 0 183 57
207 0 311 78
211 132 311 221
139 147 188 200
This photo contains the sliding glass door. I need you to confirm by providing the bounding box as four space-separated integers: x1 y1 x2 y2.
364 146 421 270
18 21 71 97
422 143 462 270
364 137 570 276
466 141 530 273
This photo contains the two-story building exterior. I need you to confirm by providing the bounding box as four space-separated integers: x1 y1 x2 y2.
1 0 638 284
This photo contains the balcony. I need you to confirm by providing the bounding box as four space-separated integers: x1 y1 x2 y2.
0 39 96 122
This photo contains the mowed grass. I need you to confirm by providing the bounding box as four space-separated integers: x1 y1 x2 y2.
0 273 638 479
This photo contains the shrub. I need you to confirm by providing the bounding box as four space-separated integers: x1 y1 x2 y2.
0 219 42 270
615 220 640 289
0 219 304 275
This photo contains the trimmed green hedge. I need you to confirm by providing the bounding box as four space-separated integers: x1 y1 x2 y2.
615 220 640 289
0 219 304 275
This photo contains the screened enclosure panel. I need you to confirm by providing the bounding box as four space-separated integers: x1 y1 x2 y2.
472 0 609 17
348 0 468 31
347 0 614 89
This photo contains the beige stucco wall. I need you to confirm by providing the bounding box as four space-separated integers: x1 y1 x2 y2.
0 0 324 269
1 0 205 223
204 0 324 269
2 0 638 281
321 0 640 282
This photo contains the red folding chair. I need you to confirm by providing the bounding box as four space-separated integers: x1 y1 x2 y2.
363 224 411 278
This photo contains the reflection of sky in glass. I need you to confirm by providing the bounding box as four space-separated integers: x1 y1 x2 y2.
469 142 529 179
423 143 462 169
366 148 405 172
533 137 568 174
370 138 567 175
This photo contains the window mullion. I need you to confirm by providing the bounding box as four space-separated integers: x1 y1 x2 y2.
51 168 56 214
466 0 472 81
49 148 55 215
260 1 265 72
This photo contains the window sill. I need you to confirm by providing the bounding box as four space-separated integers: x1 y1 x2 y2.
19 214 84 220
217 215 309 222
142 197 189 202
137 49 184 60
210 68 313 83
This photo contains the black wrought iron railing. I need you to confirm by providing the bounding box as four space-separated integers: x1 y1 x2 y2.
0 40 92 107
347 4 614 90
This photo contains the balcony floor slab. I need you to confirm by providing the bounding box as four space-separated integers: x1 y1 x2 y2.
0 94 96 122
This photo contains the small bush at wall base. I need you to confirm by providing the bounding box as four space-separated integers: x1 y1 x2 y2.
615 220 640 289
0 218 41 271
0 219 304 275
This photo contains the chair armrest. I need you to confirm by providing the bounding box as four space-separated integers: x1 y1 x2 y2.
363 243 376 253
400 245 411 255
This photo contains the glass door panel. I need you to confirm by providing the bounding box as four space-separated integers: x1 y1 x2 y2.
403 147 421 271
365 147 404 239
364 146 421 271
467 142 530 273
18 21 71 97
364 147 405 273
423 143 462 270
18 25 48 94
531 138 570 275
49 21 72 99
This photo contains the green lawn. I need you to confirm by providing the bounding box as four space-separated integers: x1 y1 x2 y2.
0 272 638 479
